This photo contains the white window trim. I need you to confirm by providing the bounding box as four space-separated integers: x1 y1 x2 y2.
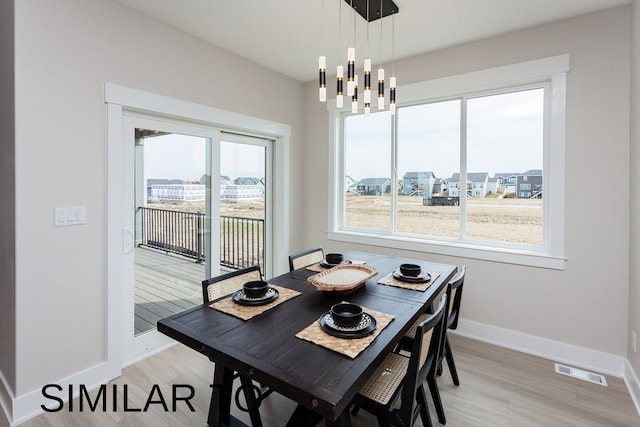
327 55 568 270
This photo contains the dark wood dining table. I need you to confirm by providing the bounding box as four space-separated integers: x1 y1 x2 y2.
157 251 457 427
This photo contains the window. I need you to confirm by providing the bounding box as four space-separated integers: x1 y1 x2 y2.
329 56 568 269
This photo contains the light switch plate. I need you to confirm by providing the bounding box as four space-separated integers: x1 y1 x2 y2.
54 206 87 226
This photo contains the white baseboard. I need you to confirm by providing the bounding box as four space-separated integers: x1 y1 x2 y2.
5 341 176 425
624 360 640 416
0 368 14 426
10 362 109 426
454 319 640 416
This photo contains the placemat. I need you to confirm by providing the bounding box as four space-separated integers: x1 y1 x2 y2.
210 285 301 320
377 271 440 292
305 259 367 272
295 305 394 359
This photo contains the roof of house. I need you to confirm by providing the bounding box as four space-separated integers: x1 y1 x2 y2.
448 173 489 182
494 172 520 178
234 177 261 185
402 171 435 180
521 169 543 176
358 178 391 186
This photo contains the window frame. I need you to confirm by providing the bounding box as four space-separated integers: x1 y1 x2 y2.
327 55 568 270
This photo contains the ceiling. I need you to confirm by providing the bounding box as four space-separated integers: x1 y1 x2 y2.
113 0 630 83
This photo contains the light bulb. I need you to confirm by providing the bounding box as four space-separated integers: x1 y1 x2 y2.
318 55 327 102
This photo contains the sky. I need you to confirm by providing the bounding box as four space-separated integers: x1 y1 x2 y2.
143 88 543 183
345 87 544 181
143 135 265 182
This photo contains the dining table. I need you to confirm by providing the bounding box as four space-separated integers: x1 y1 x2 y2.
157 251 458 427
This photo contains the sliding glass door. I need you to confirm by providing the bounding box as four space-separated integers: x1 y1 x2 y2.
122 114 217 363
220 133 272 277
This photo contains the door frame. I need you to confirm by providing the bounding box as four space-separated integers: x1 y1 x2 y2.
105 83 291 379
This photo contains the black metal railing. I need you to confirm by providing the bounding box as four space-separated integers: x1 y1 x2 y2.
220 215 264 270
138 207 264 270
139 207 206 262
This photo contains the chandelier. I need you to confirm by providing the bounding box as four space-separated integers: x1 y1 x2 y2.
319 0 398 115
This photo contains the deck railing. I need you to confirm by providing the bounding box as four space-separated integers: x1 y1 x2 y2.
220 215 264 270
138 207 264 270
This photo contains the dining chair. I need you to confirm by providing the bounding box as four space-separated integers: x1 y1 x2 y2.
288 247 324 271
398 266 466 383
202 265 263 303
440 265 466 386
201 265 271 427
350 290 448 427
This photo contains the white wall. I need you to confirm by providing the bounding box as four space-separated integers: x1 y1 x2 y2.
13 0 305 400
303 6 632 359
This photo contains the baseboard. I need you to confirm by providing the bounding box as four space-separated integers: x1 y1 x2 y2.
122 341 176 369
0 368 14 426
10 362 109 426
8 341 177 426
454 319 640 416
624 360 640 416
454 319 627 376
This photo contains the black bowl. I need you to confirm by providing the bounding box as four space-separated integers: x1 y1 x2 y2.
243 280 269 298
330 303 363 328
325 253 344 265
399 263 422 277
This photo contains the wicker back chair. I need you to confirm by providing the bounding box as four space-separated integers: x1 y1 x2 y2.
351 289 448 427
200 265 270 426
202 265 262 304
288 247 324 271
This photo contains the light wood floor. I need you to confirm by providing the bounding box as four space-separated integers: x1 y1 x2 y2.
4 334 639 427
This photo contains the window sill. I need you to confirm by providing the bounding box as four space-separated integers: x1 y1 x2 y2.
328 230 565 270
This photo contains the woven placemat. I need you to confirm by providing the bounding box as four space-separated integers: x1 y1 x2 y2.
210 285 301 320
306 263 326 272
377 271 440 292
295 305 394 359
305 259 367 272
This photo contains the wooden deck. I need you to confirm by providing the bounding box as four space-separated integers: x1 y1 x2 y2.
134 246 206 335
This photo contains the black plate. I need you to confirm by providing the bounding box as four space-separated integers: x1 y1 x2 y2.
319 259 353 268
392 269 431 283
232 287 279 306
318 312 377 338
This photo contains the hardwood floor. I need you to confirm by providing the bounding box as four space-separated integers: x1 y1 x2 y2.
6 334 639 426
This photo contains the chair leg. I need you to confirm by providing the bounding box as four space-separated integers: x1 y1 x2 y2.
351 403 361 416
417 384 433 427
444 337 460 386
427 375 446 425
376 415 392 427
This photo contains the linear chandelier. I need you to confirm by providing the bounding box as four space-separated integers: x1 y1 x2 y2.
319 0 399 115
